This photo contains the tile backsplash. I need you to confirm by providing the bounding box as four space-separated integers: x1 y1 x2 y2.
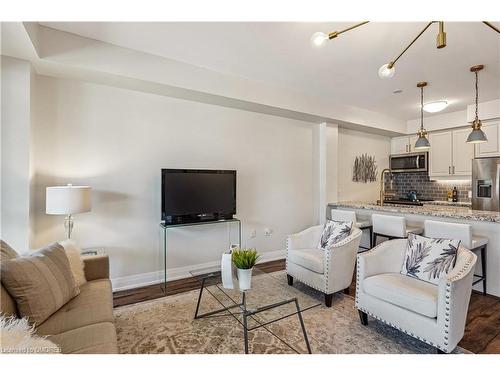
384 172 472 202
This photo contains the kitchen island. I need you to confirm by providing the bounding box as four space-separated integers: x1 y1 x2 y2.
328 201 500 297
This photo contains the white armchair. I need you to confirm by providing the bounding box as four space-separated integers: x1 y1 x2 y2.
356 239 477 353
286 225 362 307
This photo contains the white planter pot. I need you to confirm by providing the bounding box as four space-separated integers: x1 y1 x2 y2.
237 268 253 290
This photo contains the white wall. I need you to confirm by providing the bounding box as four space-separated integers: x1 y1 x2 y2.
1 56 32 252
31 75 316 289
336 128 390 202
326 124 339 204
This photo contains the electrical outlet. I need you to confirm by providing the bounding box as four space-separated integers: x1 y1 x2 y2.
250 229 257 238
264 228 272 236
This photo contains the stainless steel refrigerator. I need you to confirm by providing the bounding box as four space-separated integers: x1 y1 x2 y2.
472 157 500 211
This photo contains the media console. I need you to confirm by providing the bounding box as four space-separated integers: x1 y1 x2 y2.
159 218 241 293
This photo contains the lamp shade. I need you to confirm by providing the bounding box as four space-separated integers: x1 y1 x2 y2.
466 128 488 144
46 185 92 215
414 135 431 150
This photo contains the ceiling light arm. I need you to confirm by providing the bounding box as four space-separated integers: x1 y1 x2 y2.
483 21 500 34
387 21 436 69
328 21 369 39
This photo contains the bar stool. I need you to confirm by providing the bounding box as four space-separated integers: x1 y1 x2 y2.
330 209 373 250
424 220 488 295
372 214 423 246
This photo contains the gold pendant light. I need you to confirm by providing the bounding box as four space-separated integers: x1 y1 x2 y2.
466 65 488 144
414 82 431 150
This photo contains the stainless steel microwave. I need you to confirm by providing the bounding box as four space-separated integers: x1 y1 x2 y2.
389 152 428 173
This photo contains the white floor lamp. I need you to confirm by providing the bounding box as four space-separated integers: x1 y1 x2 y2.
46 184 92 239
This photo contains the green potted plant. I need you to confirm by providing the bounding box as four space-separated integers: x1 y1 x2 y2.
231 248 260 290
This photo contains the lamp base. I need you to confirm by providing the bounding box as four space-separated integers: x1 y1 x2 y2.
64 214 74 239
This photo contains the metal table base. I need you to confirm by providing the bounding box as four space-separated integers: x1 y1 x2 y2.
193 276 313 354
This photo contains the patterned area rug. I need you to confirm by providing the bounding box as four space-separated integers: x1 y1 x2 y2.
114 271 468 354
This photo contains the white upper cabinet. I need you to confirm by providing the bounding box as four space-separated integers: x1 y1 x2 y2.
391 136 411 154
391 136 418 154
408 135 419 153
452 128 475 176
427 127 475 178
475 122 500 158
429 131 453 177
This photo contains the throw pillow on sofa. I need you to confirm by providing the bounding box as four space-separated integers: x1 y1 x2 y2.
0 243 80 326
401 233 460 286
0 240 18 262
318 220 353 250
58 239 87 287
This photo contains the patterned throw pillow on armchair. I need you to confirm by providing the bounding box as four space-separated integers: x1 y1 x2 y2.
401 233 460 285
317 220 353 250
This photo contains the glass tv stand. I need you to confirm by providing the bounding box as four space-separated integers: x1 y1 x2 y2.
159 218 241 293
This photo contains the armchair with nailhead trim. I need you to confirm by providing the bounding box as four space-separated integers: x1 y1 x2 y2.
286 225 362 307
356 239 477 353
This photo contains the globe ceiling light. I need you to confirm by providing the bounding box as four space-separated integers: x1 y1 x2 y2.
378 63 395 79
310 32 328 47
423 100 448 113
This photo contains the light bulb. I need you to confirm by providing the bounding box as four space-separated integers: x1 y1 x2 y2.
378 63 395 79
311 32 328 47
423 100 448 113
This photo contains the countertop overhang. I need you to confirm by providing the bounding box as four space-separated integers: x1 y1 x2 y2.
329 201 500 223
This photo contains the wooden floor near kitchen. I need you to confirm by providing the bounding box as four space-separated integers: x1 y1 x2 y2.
114 259 500 354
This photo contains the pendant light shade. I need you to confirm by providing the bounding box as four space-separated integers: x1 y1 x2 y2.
415 133 431 149
466 121 488 143
467 65 488 144
414 82 430 150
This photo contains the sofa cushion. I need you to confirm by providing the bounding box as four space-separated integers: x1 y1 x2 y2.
363 273 438 318
288 249 324 274
48 322 118 354
36 279 114 336
1 285 18 318
1 243 80 325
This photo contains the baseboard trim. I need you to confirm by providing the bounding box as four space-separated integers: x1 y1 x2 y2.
111 249 286 292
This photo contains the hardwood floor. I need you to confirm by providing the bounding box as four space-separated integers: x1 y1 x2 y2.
113 258 500 354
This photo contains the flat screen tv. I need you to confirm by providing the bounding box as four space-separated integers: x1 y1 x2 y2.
161 169 236 224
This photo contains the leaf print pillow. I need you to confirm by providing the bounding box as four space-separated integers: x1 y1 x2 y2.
317 220 353 250
401 233 460 285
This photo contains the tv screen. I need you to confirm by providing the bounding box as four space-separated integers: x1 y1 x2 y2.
161 169 236 223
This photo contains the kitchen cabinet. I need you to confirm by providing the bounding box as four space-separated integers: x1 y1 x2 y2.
429 128 474 178
429 131 453 177
475 122 500 158
391 135 418 154
452 128 475 176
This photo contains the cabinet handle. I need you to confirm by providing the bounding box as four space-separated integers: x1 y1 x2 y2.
406 145 408 153
449 166 451 174
452 166 455 174
409 144 411 153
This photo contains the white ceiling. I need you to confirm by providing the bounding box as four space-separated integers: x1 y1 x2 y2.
40 22 500 120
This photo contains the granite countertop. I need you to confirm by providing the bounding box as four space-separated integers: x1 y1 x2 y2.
428 200 472 208
329 201 500 223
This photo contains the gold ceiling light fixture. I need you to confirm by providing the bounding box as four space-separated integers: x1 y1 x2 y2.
414 82 431 150
311 21 500 79
311 21 369 47
466 64 488 144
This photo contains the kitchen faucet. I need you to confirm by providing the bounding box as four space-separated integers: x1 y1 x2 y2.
379 168 392 206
